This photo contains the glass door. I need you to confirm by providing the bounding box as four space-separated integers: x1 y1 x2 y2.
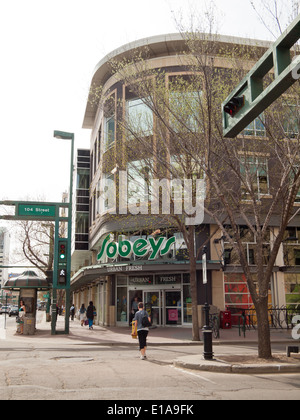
165 290 182 325
143 291 161 326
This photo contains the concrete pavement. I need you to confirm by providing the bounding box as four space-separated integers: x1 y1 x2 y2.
2 313 300 374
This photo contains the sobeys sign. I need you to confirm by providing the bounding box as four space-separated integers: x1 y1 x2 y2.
97 235 176 261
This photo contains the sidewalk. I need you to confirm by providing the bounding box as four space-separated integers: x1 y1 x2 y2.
3 314 300 374
35 314 297 346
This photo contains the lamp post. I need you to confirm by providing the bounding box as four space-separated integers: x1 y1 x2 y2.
202 245 213 360
53 130 74 335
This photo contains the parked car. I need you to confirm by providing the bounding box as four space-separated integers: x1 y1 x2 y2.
9 306 19 317
0 306 10 315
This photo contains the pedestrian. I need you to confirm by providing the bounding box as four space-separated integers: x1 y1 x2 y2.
18 300 26 334
132 302 151 360
86 301 96 330
70 304 75 321
79 304 87 326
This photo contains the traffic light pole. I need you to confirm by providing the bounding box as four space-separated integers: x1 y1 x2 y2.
0 199 72 336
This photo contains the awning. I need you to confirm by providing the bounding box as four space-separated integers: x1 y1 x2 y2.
3 270 50 291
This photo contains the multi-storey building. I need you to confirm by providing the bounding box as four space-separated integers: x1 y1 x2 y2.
71 149 90 273
70 33 300 327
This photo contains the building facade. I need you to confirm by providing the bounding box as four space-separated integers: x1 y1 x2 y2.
70 33 300 327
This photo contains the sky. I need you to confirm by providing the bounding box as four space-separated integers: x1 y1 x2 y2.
0 0 293 217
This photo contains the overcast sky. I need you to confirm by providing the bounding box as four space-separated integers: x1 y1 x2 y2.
0 0 293 210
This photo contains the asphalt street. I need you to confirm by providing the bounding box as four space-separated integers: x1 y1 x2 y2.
0 313 299 401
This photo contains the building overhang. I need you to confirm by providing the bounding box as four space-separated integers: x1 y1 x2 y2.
71 260 222 292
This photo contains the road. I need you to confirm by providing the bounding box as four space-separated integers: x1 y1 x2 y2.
0 314 299 401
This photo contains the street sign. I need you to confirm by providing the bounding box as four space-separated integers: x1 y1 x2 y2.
17 204 56 218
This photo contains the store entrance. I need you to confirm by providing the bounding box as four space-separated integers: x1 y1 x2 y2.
165 290 182 326
143 290 161 326
129 290 143 325
128 288 182 326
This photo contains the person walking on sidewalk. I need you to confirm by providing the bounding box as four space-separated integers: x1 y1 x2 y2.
79 304 87 327
86 301 96 330
70 304 75 321
132 302 151 360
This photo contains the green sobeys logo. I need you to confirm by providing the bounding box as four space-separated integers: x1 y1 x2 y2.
97 235 176 261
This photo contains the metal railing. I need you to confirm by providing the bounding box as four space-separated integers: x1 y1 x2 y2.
230 306 300 331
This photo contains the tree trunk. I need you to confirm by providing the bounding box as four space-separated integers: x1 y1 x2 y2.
255 297 272 359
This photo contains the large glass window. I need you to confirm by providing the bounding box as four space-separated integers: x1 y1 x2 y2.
183 285 192 323
224 273 273 325
127 159 152 206
98 173 116 214
224 226 270 266
283 227 300 266
126 98 153 137
77 169 89 190
117 287 127 322
283 104 299 139
169 91 202 133
104 115 115 151
284 274 300 309
240 156 270 198
243 114 265 137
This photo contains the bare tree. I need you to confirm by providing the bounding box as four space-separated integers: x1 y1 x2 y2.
90 4 300 356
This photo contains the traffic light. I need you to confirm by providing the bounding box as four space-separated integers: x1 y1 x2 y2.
224 95 245 117
59 240 67 262
57 239 68 286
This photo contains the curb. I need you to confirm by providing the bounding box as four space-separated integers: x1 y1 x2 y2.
173 358 300 374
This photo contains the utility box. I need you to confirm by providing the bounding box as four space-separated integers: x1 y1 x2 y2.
220 310 232 329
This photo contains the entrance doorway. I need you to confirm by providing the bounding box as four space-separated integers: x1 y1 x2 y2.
165 290 182 326
129 290 143 325
143 290 161 326
126 287 183 326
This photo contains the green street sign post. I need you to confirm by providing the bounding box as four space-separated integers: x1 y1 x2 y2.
0 200 71 335
222 14 300 138
0 131 74 335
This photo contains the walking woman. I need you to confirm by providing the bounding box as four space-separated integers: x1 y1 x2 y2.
79 304 87 326
18 300 26 334
86 301 96 330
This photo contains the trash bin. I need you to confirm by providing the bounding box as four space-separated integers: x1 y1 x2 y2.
220 310 232 329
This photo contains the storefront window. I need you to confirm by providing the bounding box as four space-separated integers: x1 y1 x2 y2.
183 285 192 323
285 274 300 310
117 287 127 322
225 273 273 325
